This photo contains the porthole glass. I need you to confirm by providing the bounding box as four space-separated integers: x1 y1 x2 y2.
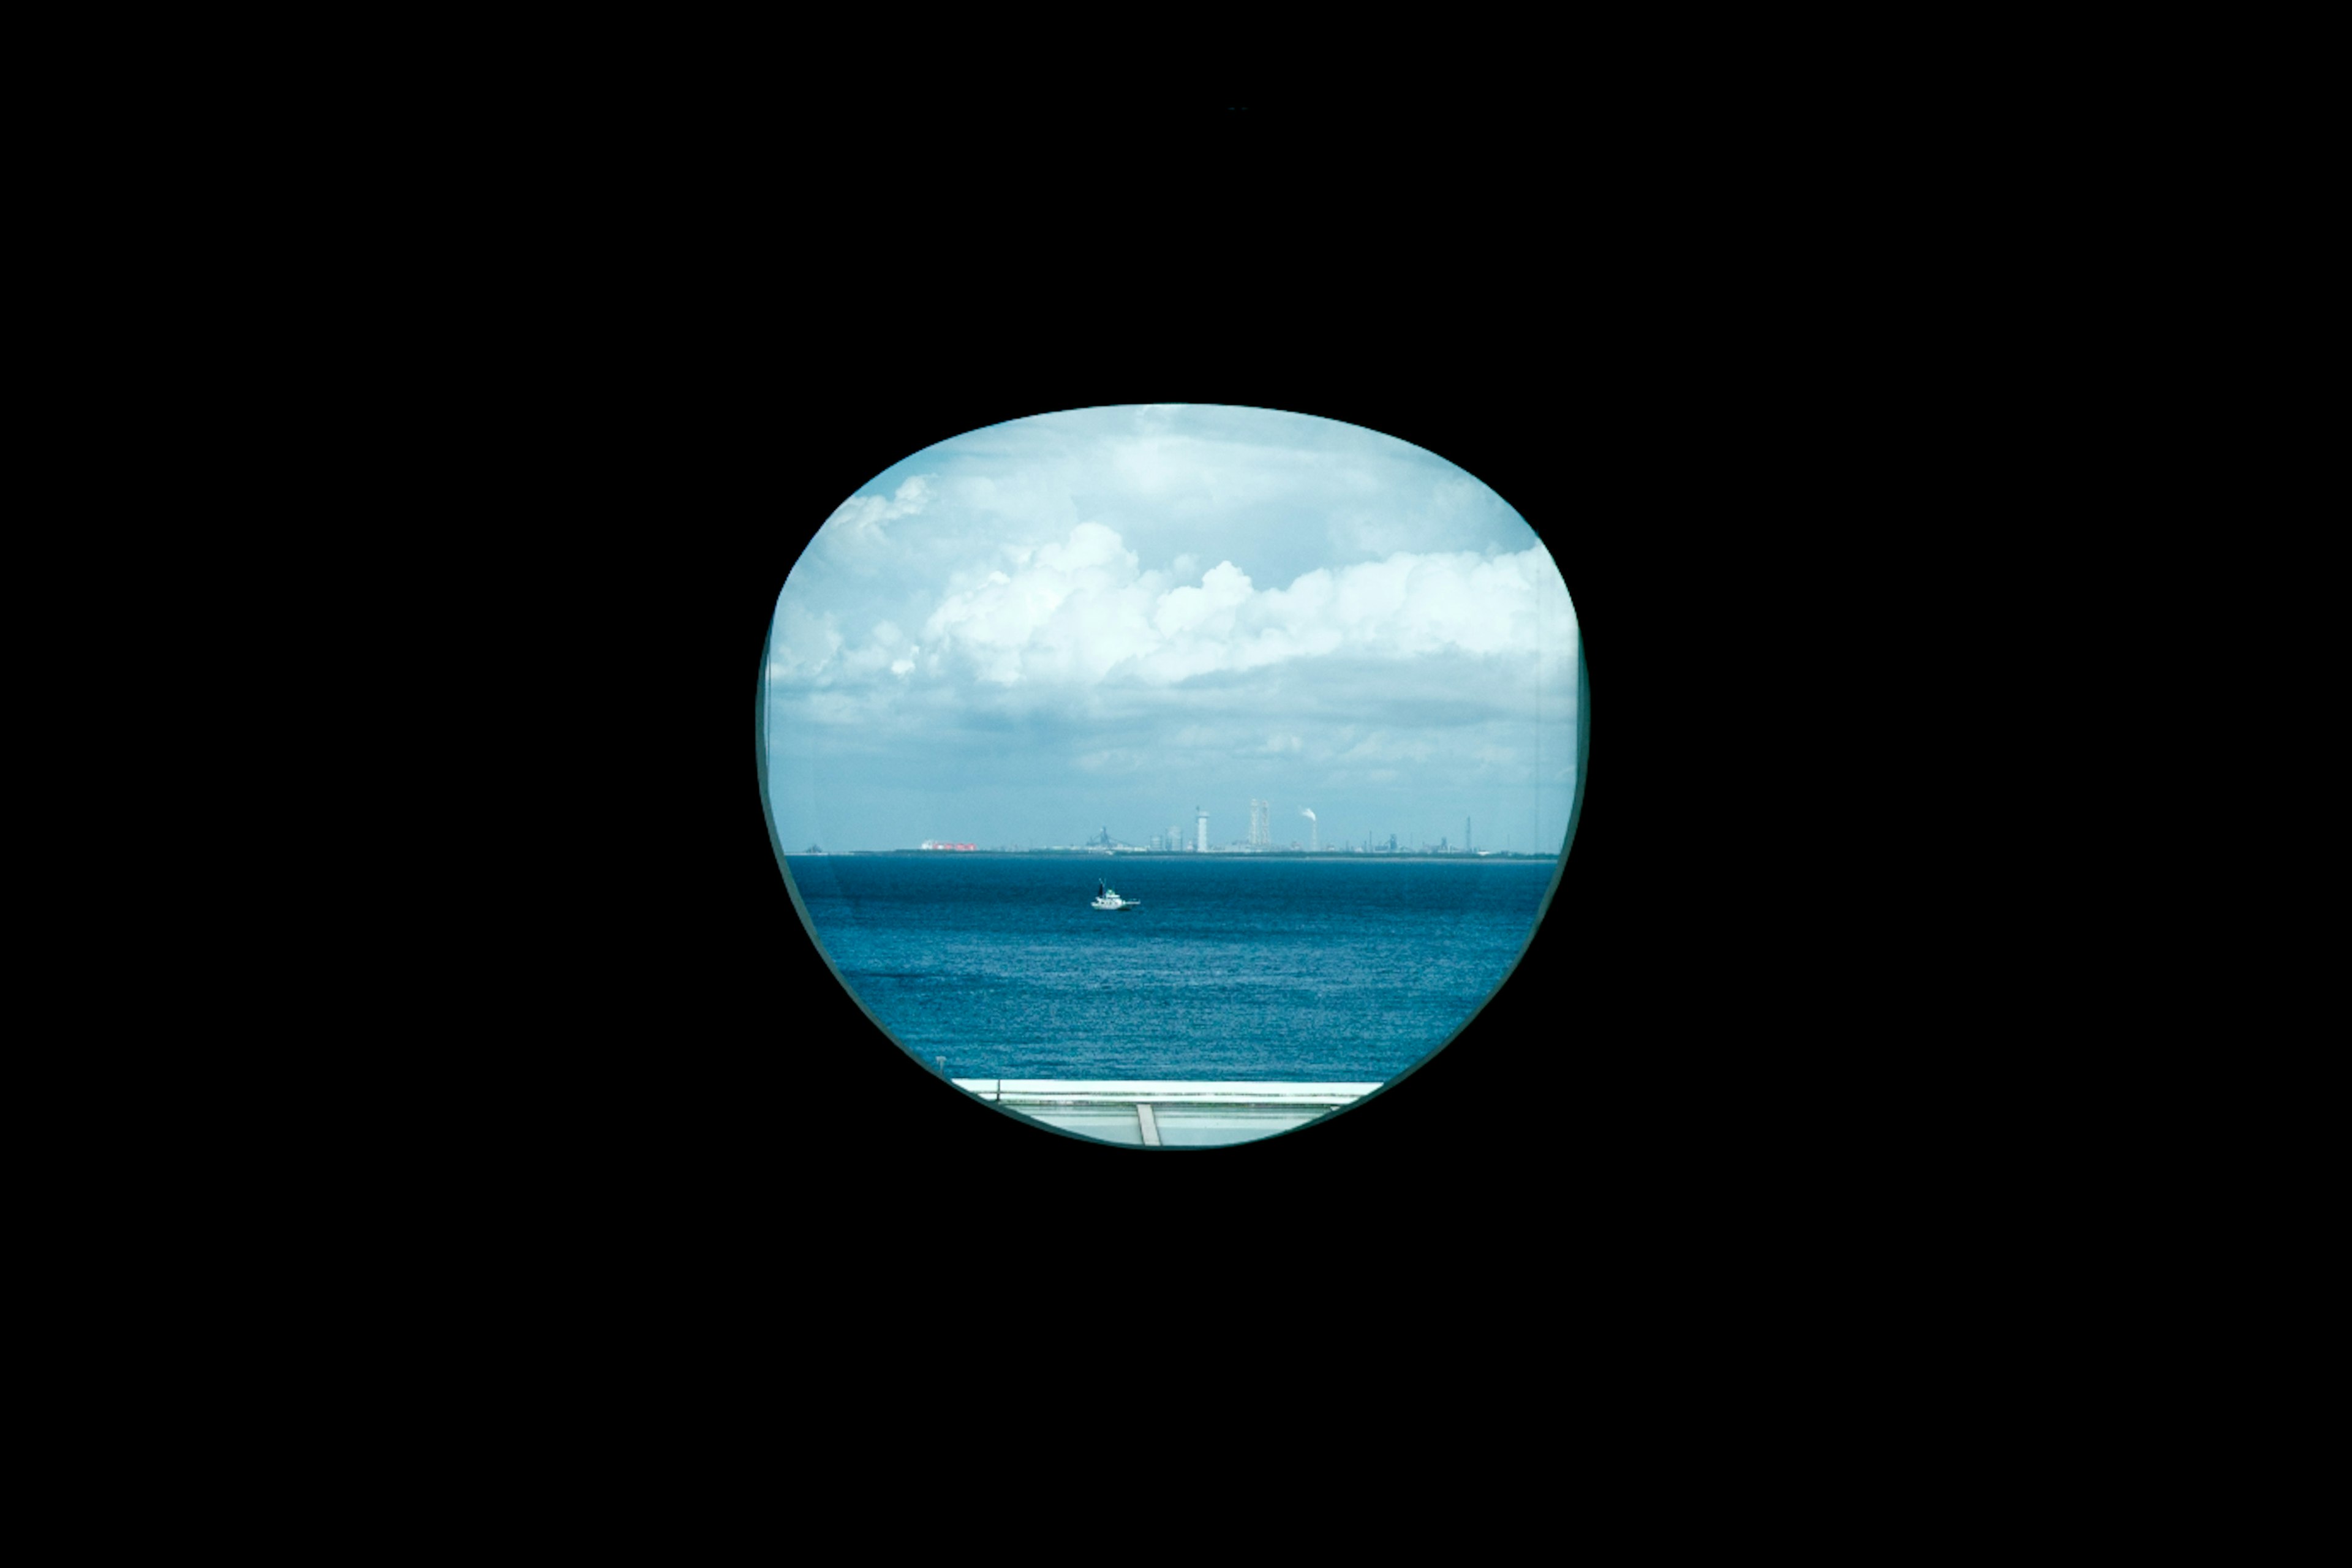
761 405 1584 1148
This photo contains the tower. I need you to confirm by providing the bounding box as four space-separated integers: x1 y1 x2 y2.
1250 799 1270 849
1196 807 1208 853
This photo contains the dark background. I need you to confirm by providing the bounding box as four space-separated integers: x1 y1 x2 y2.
194 48 2116 1469
499 97 1777 1305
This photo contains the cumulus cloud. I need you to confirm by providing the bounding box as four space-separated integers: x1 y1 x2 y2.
903 522 1574 690
815 475 935 567
769 600 843 682
771 606 927 688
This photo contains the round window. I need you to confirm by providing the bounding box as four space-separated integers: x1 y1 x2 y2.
760 405 1585 1148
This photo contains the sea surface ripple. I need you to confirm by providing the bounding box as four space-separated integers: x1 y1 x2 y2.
785 855 1557 1082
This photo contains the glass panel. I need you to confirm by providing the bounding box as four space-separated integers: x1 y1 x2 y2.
1150 1107 1327 1147
1015 1107 1144 1145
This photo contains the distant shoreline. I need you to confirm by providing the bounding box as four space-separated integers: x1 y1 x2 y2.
786 850 1558 862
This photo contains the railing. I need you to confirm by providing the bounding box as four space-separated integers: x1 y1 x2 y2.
950 1079 1381 1106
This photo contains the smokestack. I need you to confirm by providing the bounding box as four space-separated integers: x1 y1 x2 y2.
1300 807 1316 853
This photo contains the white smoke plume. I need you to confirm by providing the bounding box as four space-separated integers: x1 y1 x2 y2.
1300 807 1316 820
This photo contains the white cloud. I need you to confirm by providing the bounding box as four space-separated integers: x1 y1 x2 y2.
815 475 936 567
1151 561 1253 639
914 521 1574 690
770 601 843 681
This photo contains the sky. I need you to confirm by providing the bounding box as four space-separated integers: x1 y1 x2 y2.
763 405 1580 854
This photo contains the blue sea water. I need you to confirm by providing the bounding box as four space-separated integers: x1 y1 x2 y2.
783 855 1559 1082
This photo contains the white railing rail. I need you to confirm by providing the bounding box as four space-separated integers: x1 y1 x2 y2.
951 1079 1381 1107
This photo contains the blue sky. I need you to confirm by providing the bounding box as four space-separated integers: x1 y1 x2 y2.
763 405 1580 853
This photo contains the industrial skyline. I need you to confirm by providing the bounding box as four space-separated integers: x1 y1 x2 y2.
887 797 1526 856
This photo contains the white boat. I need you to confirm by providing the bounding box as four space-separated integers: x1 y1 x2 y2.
1091 880 1141 911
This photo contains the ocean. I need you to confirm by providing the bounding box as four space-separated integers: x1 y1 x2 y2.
782 854 1559 1082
